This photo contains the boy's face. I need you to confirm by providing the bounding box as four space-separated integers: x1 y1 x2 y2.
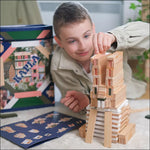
55 19 94 64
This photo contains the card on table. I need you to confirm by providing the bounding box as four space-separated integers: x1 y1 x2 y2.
0 111 85 149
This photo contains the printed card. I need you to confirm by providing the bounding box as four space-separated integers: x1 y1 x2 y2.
0 111 85 148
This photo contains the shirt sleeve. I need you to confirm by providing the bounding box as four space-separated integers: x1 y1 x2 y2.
109 21 150 56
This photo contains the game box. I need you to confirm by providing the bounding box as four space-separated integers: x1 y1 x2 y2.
0 24 54 112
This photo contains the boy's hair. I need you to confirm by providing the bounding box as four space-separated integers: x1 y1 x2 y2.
53 2 92 38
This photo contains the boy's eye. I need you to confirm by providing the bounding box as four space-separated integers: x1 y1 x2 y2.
84 35 89 38
68 40 76 44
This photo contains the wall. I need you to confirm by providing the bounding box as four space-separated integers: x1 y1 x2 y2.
37 1 124 33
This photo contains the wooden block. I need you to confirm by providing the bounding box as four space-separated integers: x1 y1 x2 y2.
91 53 105 63
107 79 124 95
111 84 126 108
79 124 86 138
85 108 97 143
118 123 135 144
35 45 50 59
91 98 97 107
112 139 118 143
106 61 123 78
107 51 123 65
104 111 112 148
112 84 126 100
119 118 129 133
0 57 5 86
97 85 107 99
90 90 98 107
1 46 16 62
91 54 107 85
106 70 124 88
14 91 42 98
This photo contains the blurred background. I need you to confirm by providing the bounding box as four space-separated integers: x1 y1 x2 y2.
0 0 144 32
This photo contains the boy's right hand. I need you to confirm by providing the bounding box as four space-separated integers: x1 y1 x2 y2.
92 25 116 54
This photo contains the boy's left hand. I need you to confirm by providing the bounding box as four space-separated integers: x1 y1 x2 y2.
61 91 89 112
93 32 116 54
61 96 80 112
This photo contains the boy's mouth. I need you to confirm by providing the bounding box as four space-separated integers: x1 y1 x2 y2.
77 51 89 56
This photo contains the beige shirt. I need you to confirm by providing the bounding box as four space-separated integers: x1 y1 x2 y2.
51 21 150 99
51 47 92 98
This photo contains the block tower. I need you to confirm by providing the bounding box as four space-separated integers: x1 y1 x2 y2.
79 51 135 148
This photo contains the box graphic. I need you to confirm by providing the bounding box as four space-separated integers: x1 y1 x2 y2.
0 25 54 112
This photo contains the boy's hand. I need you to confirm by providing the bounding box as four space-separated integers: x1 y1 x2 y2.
61 91 90 112
93 32 116 54
61 96 80 112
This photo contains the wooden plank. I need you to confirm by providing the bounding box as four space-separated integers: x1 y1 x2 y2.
0 57 5 86
118 123 135 144
104 111 112 148
1 46 16 62
91 98 98 107
14 91 42 98
79 124 86 138
85 108 97 143
130 107 149 113
35 45 50 59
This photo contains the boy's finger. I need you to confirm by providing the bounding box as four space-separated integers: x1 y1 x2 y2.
65 90 77 97
103 34 112 52
61 96 70 103
103 35 108 52
97 32 104 53
107 38 112 50
64 97 74 107
72 105 80 112
69 99 78 110
93 33 99 54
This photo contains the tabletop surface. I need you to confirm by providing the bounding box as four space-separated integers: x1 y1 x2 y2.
0 99 149 150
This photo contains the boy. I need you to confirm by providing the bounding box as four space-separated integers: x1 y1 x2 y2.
51 2 149 113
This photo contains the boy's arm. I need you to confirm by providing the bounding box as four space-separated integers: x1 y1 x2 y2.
93 21 149 55
108 21 149 56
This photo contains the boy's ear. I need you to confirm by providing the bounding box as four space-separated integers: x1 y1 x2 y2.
54 36 62 47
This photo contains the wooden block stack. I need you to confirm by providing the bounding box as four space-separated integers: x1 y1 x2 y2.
79 51 135 148
85 100 130 144
106 52 126 108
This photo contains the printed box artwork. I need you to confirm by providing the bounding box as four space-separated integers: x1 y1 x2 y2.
0 111 86 149
0 25 54 112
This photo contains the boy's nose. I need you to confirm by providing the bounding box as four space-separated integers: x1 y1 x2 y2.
79 40 86 50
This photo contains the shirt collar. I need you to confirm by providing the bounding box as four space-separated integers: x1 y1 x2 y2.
58 47 81 70
58 47 91 79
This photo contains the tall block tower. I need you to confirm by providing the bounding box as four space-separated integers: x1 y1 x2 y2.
79 51 135 148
